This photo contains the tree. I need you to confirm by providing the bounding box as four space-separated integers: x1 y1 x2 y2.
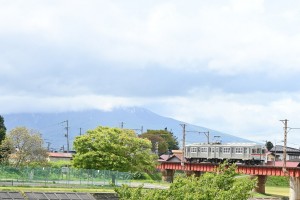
115 162 257 200
0 137 12 164
72 126 157 172
265 141 274 151
0 115 9 164
0 115 6 144
139 129 179 155
6 127 48 166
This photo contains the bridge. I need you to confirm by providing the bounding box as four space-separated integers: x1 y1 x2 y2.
158 159 300 200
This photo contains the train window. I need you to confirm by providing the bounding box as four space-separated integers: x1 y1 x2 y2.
235 147 243 154
191 147 197 153
216 147 219 152
262 149 265 154
211 147 215 153
223 147 231 154
201 147 208 152
257 148 261 153
244 148 248 153
252 149 256 154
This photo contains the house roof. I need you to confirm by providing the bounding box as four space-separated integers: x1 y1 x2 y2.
270 145 300 153
158 153 184 162
48 152 72 158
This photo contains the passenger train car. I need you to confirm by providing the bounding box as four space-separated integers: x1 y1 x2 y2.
185 143 266 165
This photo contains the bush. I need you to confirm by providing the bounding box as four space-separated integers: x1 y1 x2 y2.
266 176 289 187
115 162 257 200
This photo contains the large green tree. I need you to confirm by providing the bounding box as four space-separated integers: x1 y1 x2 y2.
116 162 257 200
0 115 6 144
6 127 48 166
73 126 157 172
139 129 179 155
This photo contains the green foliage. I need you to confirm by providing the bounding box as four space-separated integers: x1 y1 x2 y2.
6 127 48 167
115 185 168 200
265 141 274 151
139 129 179 155
73 126 157 172
0 137 12 164
266 176 289 187
0 115 6 144
48 160 72 168
115 162 257 200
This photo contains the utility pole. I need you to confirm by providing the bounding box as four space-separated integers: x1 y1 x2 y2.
280 119 300 174
46 142 51 151
61 120 70 153
131 126 144 135
121 122 124 129
280 119 288 174
79 128 82 136
180 124 186 166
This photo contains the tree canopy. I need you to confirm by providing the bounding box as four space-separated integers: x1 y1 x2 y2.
0 115 6 144
72 126 157 172
4 127 48 166
116 162 257 200
265 141 274 151
139 129 179 155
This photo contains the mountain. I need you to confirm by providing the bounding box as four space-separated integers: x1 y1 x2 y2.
2 107 253 151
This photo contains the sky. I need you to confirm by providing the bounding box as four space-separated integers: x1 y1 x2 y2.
1 0 300 147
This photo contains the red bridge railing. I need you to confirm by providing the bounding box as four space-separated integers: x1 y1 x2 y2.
158 162 300 177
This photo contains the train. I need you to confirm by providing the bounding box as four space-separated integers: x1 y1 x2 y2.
184 142 267 165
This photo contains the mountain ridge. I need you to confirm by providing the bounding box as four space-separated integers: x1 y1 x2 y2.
2 107 254 151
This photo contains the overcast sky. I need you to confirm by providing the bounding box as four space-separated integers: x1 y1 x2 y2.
1 0 300 146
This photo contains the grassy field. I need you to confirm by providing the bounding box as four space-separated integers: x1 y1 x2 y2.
265 186 289 198
250 186 289 199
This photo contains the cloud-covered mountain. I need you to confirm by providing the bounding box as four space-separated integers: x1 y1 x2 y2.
3 107 253 151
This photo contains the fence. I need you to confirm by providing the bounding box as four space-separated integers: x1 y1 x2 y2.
0 165 132 188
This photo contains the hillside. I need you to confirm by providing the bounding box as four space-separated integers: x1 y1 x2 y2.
3 107 253 151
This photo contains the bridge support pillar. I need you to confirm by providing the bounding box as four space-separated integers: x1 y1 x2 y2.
251 175 267 194
161 169 175 183
289 176 300 200
186 171 203 177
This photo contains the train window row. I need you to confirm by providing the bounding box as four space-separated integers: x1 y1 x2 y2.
188 147 265 154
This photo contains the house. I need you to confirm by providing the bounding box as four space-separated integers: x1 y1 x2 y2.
269 145 300 161
48 152 73 162
158 150 184 163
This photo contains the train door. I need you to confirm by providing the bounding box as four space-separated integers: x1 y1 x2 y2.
210 147 215 159
215 147 219 159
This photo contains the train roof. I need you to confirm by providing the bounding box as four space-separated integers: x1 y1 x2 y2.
186 143 262 147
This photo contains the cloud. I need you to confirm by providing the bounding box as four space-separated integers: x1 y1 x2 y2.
1 1 300 146
1 1 300 75
152 89 300 145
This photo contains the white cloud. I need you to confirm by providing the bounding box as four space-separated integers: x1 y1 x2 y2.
151 89 300 146
1 1 300 75
1 0 300 147
0 94 145 114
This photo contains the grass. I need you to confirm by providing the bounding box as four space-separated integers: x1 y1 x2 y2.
265 186 289 198
251 186 289 199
